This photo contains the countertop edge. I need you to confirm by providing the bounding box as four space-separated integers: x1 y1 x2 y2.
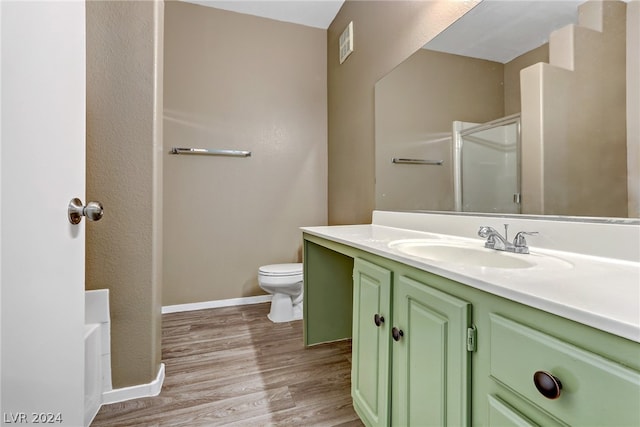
301 225 640 344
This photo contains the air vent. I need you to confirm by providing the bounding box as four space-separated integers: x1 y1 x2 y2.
339 21 354 64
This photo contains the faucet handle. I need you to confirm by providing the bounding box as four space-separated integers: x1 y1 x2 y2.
514 231 539 247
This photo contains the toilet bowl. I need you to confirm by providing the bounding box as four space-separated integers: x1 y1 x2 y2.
258 263 303 323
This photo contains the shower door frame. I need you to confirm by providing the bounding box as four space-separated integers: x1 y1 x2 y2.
452 113 522 214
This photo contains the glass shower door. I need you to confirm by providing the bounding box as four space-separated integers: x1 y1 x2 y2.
453 115 521 214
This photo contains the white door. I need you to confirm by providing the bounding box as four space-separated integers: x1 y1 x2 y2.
1 1 86 425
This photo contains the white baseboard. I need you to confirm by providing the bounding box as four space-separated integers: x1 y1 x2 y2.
102 363 165 405
161 295 272 314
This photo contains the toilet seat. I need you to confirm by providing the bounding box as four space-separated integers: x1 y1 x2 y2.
259 263 303 277
258 263 304 323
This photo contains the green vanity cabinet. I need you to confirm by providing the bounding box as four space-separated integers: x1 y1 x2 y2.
391 275 471 426
303 239 354 346
485 313 640 426
352 258 392 427
487 395 538 427
351 257 472 427
302 234 640 427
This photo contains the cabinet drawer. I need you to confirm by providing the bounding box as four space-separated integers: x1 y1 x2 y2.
489 314 640 426
488 395 538 427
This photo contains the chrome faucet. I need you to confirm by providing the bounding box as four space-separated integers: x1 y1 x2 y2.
478 224 538 254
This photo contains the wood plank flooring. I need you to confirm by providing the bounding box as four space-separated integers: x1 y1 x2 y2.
91 303 363 426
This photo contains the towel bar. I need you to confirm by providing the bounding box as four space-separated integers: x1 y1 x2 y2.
170 147 251 157
391 158 443 165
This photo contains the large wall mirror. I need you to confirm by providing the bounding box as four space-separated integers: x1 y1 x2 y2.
375 0 639 219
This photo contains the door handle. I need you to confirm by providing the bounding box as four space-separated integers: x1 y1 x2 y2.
374 314 385 327
68 198 104 224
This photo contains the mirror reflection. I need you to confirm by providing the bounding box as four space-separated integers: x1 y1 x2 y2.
375 0 638 218
454 115 521 214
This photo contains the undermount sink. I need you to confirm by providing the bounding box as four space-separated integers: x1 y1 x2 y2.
388 239 572 270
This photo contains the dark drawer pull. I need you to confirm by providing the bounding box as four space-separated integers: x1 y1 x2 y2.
533 370 562 399
373 314 385 327
392 327 404 341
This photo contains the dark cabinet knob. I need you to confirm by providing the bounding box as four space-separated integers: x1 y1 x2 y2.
392 327 404 341
533 371 562 399
373 314 385 327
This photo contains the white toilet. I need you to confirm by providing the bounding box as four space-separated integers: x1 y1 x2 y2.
258 263 303 323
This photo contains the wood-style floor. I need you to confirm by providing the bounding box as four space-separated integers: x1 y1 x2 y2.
91 303 363 426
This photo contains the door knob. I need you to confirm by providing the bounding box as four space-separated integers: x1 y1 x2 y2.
68 198 104 224
374 314 385 327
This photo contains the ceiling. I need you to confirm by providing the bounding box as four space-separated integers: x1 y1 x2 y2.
182 0 345 29
425 1 584 63
182 1 589 64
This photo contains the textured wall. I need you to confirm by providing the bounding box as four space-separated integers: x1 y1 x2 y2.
375 49 504 212
374 44 548 214
327 1 478 225
86 0 163 388
162 2 327 305
504 44 549 116
628 1 640 217
521 0 628 217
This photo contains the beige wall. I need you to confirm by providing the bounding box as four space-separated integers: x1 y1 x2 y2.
375 49 504 211
504 44 549 116
86 1 164 388
374 43 547 213
162 2 327 305
328 1 478 225
628 1 640 217
521 0 628 217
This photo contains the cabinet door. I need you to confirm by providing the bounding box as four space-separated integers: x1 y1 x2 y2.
352 258 392 427
392 275 471 427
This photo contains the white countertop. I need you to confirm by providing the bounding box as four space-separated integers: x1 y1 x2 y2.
301 222 640 343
